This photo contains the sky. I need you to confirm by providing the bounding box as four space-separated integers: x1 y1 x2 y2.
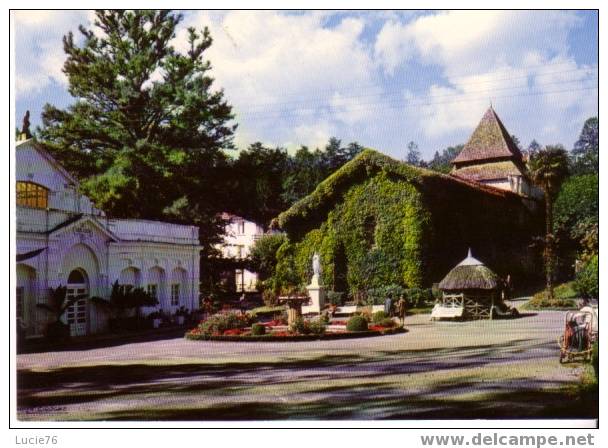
13 10 598 161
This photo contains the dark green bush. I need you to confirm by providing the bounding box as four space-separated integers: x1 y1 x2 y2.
326 291 344 306
405 288 433 308
198 312 251 336
372 310 388 323
346 315 369 331
376 317 396 328
289 317 309 335
367 284 407 306
308 319 326 335
574 255 599 300
45 321 70 341
251 323 266 336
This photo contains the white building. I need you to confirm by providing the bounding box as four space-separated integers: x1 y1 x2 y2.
16 138 201 338
218 213 265 292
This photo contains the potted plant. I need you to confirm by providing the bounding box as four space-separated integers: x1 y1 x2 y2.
148 309 163 329
174 306 189 325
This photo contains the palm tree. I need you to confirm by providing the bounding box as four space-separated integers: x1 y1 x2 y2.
36 285 85 339
528 145 570 301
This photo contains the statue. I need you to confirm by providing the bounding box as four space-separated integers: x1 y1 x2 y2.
21 110 31 139
312 253 321 277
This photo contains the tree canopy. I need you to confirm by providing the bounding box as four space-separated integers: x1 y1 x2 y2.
571 117 598 175
38 10 236 249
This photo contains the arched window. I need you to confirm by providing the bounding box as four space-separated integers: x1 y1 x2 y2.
16 181 49 209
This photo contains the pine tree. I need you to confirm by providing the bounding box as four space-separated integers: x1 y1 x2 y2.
38 10 236 248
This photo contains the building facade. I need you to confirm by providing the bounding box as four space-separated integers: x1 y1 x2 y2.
16 138 201 338
218 213 265 292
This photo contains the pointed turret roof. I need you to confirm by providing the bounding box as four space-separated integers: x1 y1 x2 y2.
452 107 523 165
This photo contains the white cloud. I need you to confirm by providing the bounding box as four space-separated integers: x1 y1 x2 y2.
376 11 595 143
14 10 91 94
176 11 376 149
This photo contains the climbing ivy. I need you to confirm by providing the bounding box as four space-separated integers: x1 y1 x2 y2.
270 149 541 296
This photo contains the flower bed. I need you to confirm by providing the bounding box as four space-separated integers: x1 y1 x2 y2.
185 325 405 342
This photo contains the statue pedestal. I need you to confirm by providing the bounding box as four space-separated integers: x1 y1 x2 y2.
302 275 325 314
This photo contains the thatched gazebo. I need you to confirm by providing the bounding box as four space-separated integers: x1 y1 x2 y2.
432 249 501 320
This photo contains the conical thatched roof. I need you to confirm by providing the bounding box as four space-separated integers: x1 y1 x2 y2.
438 249 500 291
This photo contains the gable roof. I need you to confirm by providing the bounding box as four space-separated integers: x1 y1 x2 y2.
274 149 522 232
48 214 118 241
452 108 523 165
16 138 79 186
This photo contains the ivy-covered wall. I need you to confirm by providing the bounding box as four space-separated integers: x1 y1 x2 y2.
272 150 542 296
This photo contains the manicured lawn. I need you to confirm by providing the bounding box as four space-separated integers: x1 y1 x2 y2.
17 312 597 421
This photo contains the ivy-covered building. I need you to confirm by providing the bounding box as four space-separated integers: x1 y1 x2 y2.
271 111 542 298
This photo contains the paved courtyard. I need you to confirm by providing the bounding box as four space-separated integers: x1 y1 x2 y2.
17 311 597 421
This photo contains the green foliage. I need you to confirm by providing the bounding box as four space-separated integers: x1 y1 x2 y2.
574 255 598 300
247 305 285 318
197 312 250 336
571 117 598 175
326 291 344 306
367 284 407 306
248 233 288 282
372 310 388 323
307 319 326 336
427 144 463 173
273 149 541 296
554 174 598 236
38 10 235 251
36 285 81 322
346 315 369 332
375 318 396 328
289 317 308 335
251 323 266 336
404 287 433 308
525 282 578 309
272 156 429 295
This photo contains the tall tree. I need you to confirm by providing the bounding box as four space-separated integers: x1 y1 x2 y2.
428 144 463 173
405 141 421 166
571 117 599 175
231 143 289 226
38 10 236 249
528 145 570 301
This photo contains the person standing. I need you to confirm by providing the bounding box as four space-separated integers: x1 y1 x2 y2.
397 295 407 326
384 294 393 316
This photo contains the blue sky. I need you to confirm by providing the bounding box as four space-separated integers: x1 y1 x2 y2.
14 10 598 160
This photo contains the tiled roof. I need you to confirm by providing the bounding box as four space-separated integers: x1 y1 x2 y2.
451 160 524 182
452 108 523 165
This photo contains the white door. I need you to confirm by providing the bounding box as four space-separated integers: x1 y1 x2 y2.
66 270 88 336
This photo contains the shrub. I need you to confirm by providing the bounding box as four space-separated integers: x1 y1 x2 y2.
308 319 326 335
289 317 309 335
367 284 407 306
197 312 250 336
346 315 368 332
251 323 266 336
326 291 344 306
574 255 598 300
376 317 396 328
405 288 432 308
372 310 388 323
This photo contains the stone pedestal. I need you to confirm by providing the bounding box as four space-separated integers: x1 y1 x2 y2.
302 275 325 314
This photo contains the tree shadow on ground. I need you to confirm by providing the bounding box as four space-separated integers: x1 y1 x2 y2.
18 338 596 421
